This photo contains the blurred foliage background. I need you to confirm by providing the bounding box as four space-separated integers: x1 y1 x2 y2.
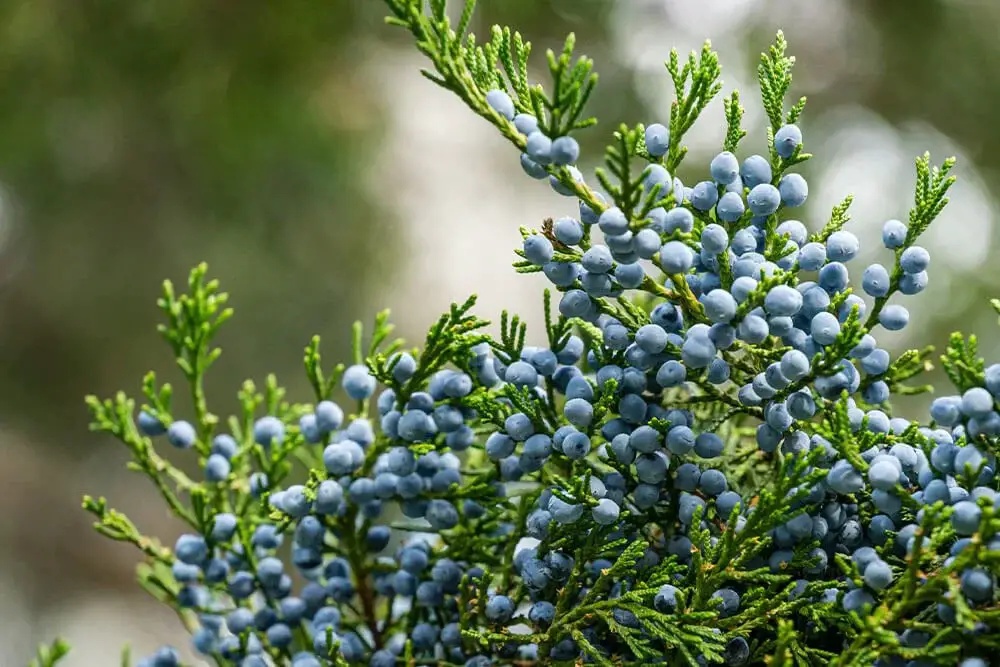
2 0 999 663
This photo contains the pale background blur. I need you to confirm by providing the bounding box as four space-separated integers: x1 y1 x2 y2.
3 0 999 664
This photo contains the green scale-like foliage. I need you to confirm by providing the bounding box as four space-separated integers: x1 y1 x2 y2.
31 1 1000 666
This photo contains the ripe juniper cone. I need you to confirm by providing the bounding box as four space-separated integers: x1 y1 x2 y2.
30 2 1000 667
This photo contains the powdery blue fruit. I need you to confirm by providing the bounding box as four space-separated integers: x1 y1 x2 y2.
863 559 893 590
741 155 771 188
862 263 891 297
900 245 930 274
747 184 781 216
810 311 841 346
825 231 860 263
690 181 720 211
592 498 620 525
525 131 552 164
702 289 737 324
899 270 928 295
645 123 669 157
520 153 547 179
881 219 908 248
710 151 740 184
598 207 629 236
513 113 538 135
879 304 910 331
167 420 197 449
659 241 694 274
797 242 826 271
523 234 554 265
138 411 166 436
716 191 745 222
343 364 376 400
778 173 808 207
774 124 802 158
550 136 580 166
764 285 803 317
485 90 516 120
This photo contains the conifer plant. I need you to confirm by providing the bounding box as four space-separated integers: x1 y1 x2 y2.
31 1 1000 665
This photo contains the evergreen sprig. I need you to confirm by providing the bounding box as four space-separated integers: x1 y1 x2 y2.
36 3 1000 667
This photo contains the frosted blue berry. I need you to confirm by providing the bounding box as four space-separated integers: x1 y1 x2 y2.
861 263 890 297
167 420 197 449
811 311 841 346
528 601 555 626
655 360 686 388
314 400 344 434
513 113 538 135
550 136 580 166
691 432 723 459
702 289 737 324
138 410 167 436
681 334 716 369
716 191 745 222
878 304 909 331
562 431 591 460
842 588 875 613
863 559 893 590
774 124 802 158
960 659 988 667
343 364 376 400
825 231 860 263
553 216 584 245
205 454 231 482
898 270 927 295
520 153 547 179
485 90 516 120
592 498 620 525
778 173 808 207
525 131 552 164
523 234 554 265
764 285 803 317
960 568 993 602
643 164 671 194
740 155 771 188
819 262 849 293
581 245 613 274
776 219 808 246
175 534 208 565
900 245 930 274
868 459 900 491
505 361 538 387
550 165 584 196
659 241 694 274
951 500 982 535
690 181 720 211
710 151 740 184
663 207 694 235
706 358 731 385
882 219 907 248
426 499 459 530
654 584 679 613
747 183 781 216
797 242 826 271
737 315 769 344
698 469 727 496
598 207 629 236
699 224 728 256
711 588 740 617
645 123 669 157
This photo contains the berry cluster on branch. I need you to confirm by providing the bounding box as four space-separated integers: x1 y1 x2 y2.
30 1 999 666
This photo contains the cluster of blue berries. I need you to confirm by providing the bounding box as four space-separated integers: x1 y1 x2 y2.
79 16 1000 667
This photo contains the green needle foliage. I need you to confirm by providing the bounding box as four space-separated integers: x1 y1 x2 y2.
31 1 1000 666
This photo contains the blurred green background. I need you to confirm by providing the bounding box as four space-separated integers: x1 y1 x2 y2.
2 0 998 663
